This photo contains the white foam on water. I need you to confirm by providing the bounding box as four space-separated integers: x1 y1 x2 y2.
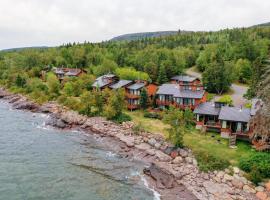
36 122 53 131
106 151 117 158
140 174 161 200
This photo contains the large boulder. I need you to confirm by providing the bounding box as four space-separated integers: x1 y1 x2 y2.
144 163 175 189
203 181 233 199
116 133 135 147
60 111 86 125
155 150 172 162
45 115 67 129
12 100 39 111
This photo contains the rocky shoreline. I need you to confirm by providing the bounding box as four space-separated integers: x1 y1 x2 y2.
1 87 269 200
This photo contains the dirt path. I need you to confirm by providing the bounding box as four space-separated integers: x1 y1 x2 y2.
185 67 248 107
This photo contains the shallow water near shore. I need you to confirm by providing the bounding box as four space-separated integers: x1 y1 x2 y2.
0 101 158 200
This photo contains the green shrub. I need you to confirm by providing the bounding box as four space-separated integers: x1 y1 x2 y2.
112 113 132 124
143 111 162 119
132 123 145 135
239 153 270 184
248 167 263 185
194 150 230 172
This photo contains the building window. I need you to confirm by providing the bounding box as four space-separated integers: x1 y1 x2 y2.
192 99 195 105
159 95 165 101
222 121 227 129
197 87 201 91
237 122 242 132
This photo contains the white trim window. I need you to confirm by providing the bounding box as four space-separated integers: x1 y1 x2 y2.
222 121 227 129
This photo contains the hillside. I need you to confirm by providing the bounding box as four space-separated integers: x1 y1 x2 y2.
252 22 270 27
110 31 182 41
1 46 49 52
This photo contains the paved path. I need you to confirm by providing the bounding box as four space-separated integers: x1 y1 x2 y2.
185 68 248 107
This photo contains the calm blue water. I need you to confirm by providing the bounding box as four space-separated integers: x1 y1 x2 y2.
0 101 157 200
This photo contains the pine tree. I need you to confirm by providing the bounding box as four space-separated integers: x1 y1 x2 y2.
157 65 168 84
140 88 148 110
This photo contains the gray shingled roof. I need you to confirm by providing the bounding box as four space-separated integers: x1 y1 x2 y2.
92 74 116 88
156 84 205 99
219 107 251 122
55 69 65 74
174 90 205 99
171 75 198 82
109 80 132 89
194 102 221 116
156 84 180 96
127 82 146 90
65 69 82 76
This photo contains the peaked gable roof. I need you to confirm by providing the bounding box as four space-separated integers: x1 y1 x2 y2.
92 74 117 88
127 82 146 90
219 107 251 123
109 80 133 89
157 84 205 99
194 102 221 116
171 75 198 82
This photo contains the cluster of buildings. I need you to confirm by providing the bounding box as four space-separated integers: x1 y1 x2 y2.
53 67 262 141
53 67 86 81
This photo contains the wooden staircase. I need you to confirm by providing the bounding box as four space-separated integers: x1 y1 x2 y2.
229 134 237 148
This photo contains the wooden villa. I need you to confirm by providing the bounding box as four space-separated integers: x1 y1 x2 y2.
156 83 207 110
194 102 255 140
54 67 86 80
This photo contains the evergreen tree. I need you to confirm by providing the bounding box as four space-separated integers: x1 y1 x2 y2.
140 88 148 110
202 60 233 94
157 65 168 84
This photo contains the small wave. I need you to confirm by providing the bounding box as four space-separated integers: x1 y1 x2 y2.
36 122 53 131
140 175 161 200
106 151 117 158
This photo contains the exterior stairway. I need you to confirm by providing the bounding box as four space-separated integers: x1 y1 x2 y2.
229 134 237 147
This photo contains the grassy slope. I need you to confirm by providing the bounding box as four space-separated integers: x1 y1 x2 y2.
126 110 257 166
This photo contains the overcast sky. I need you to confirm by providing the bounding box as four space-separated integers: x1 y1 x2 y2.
0 0 269 49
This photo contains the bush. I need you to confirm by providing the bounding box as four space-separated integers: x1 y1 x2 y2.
112 113 132 124
239 154 270 184
248 167 264 185
132 123 145 135
194 150 230 172
143 111 162 119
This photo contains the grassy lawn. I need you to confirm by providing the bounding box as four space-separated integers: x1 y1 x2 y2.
125 110 170 136
126 110 257 167
184 131 257 166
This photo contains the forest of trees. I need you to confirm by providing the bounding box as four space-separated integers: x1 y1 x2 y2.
0 27 269 111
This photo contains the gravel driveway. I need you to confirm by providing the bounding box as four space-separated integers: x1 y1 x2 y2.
185 68 248 107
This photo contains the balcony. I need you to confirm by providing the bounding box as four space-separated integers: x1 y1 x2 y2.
174 103 196 110
156 99 172 106
127 104 139 110
205 121 221 128
126 93 140 99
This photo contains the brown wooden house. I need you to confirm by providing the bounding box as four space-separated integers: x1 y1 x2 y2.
156 84 207 110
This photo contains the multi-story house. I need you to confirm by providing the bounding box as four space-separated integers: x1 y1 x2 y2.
125 81 147 110
170 75 204 91
156 83 207 110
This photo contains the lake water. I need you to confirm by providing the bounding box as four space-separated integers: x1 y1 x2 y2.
0 101 158 200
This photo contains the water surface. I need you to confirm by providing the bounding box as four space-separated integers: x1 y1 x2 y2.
0 101 157 200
